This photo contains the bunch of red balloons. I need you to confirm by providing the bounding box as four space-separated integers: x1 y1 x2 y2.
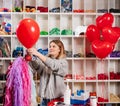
86 13 120 59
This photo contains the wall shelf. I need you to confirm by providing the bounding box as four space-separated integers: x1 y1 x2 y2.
0 0 120 105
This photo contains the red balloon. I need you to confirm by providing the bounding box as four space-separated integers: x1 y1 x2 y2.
92 40 114 59
102 26 119 44
96 13 114 30
25 54 32 61
96 16 102 25
16 18 40 48
86 25 100 42
113 27 120 37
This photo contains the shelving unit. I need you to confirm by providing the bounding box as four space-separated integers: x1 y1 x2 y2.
0 0 120 105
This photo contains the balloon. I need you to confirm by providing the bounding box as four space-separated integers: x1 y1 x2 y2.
96 16 102 22
113 27 120 37
102 26 119 44
25 54 32 61
16 18 40 48
92 40 114 59
96 13 114 30
86 25 100 42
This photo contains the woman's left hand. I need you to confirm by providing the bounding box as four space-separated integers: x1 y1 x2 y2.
27 48 47 62
27 48 39 56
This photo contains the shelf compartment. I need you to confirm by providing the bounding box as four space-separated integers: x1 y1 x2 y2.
64 60 72 80
0 37 11 58
73 0 84 12
108 60 120 80
109 82 120 103
84 15 96 25
12 14 23 34
61 37 72 57
86 82 97 93
36 0 48 13
36 37 48 51
72 15 85 36
73 37 85 58
11 37 23 57
84 0 96 13
73 60 85 80
97 60 109 80
36 14 48 36
97 82 109 102
1 0 12 11
49 14 60 35
0 14 11 35
96 0 108 11
24 0 36 9
49 0 60 13
73 82 85 94
0 60 11 74
60 14 72 35
85 60 97 80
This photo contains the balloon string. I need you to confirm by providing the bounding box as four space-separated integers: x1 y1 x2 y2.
102 82 105 106
101 59 105 106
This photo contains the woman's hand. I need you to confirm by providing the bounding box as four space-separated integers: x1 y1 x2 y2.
27 48 39 56
27 48 47 62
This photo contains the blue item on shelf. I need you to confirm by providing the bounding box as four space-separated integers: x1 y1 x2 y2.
37 48 48 55
110 51 120 57
5 23 11 32
12 47 23 57
70 89 89 105
77 90 84 96
71 98 89 105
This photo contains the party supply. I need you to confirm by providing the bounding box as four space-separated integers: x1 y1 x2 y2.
71 90 89 105
64 84 71 105
16 18 40 48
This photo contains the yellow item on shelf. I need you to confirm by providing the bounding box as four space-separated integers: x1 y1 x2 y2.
110 93 120 102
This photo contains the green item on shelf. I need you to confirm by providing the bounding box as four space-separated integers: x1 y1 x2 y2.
40 31 48 35
49 28 60 35
13 7 22 12
61 29 72 35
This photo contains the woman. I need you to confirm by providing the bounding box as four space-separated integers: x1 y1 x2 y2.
27 39 68 106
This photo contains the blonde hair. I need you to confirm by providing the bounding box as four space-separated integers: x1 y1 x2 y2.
48 39 66 59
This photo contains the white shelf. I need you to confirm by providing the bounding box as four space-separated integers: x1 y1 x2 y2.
0 0 120 105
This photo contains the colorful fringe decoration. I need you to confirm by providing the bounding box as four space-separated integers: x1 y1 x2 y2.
3 57 31 106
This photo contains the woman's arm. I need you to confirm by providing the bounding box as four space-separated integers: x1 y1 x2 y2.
29 57 46 74
45 57 68 77
27 48 47 73
27 48 47 62
27 48 68 76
